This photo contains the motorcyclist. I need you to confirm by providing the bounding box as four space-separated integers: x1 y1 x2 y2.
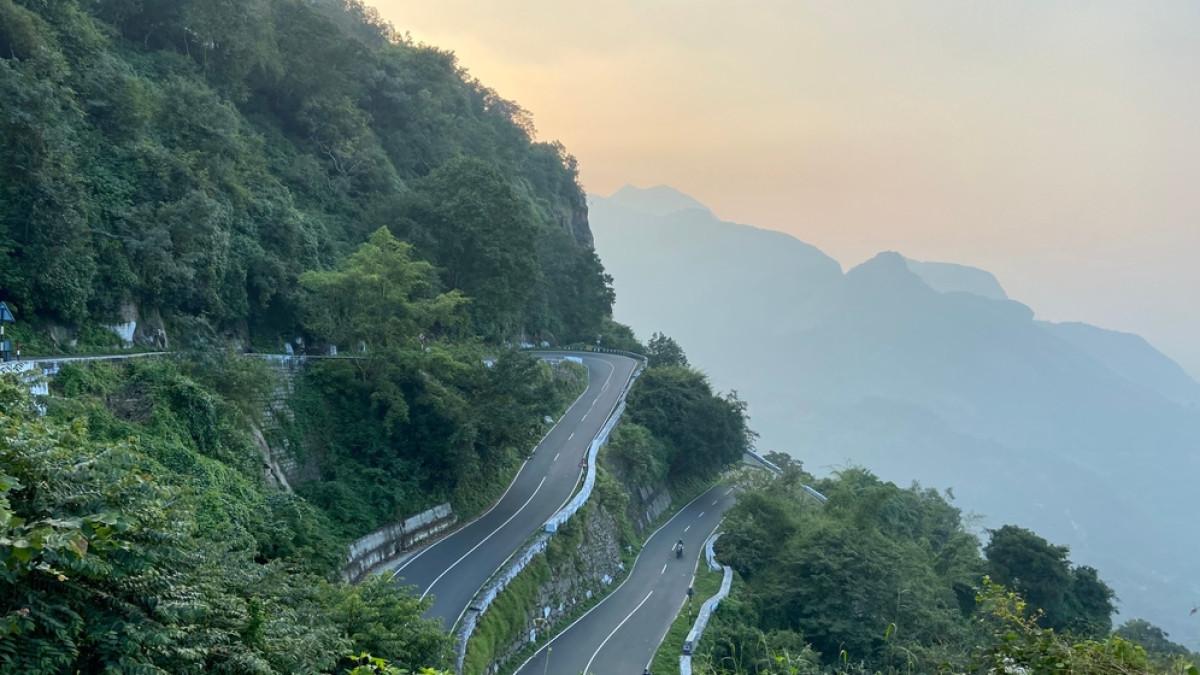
674 538 684 557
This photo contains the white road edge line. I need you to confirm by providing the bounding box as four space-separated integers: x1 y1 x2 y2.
646 516 718 670
419 476 547 601
511 485 722 674
583 590 655 675
391 360 595 578
646 518 727 665
447 356 624 633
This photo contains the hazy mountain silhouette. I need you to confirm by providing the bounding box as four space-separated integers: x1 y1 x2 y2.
904 257 1008 300
590 185 1200 646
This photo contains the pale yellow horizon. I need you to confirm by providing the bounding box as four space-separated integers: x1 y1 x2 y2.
369 1 1200 376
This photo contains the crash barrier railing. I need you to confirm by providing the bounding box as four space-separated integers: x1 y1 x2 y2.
743 449 829 504
453 354 644 673
452 531 552 672
544 397 626 533
546 344 648 362
680 532 734 674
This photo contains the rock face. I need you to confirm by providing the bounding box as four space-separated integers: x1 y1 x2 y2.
488 503 626 671
568 200 594 248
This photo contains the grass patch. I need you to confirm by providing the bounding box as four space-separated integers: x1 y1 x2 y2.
650 560 725 673
462 553 552 675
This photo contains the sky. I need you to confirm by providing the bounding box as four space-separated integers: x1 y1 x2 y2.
370 1 1200 377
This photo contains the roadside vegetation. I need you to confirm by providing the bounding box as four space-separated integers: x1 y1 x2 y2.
0 371 450 672
690 455 1200 675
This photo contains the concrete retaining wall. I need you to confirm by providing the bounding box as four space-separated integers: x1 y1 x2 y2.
341 502 456 583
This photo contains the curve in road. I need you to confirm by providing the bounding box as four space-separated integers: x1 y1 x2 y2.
514 484 738 675
391 352 640 629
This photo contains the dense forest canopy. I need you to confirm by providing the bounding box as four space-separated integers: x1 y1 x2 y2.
696 458 1198 674
0 1 622 671
0 0 611 348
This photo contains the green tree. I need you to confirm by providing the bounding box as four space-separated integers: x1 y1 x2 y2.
984 525 1115 637
1116 619 1199 672
646 331 689 368
626 366 753 479
397 157 541 338
299 227 466 351
971 577 1155 675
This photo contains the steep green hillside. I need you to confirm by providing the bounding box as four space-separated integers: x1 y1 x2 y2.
0 0 611 347
0 2 619 671
0 363 451 673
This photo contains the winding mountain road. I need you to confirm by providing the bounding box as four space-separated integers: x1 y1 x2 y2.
514 484 737 675
391 352 640 629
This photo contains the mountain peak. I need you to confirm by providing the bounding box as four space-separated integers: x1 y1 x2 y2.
600 184 711 217
903 257 1009 300
848 251 919 279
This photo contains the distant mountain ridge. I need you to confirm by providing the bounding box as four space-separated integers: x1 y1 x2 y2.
589 184 1200 646
606 184 712 217
904 257 1009 300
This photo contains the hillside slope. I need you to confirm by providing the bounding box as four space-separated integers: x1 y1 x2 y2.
0 0 611 347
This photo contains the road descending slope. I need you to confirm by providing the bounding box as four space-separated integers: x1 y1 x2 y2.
392 352 640 628
515 484 737 675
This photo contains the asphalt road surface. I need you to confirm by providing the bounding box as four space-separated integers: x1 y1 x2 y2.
391 352 640 629
514 484 738 675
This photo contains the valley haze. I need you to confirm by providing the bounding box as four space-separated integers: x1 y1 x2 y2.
591 184 1200 649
